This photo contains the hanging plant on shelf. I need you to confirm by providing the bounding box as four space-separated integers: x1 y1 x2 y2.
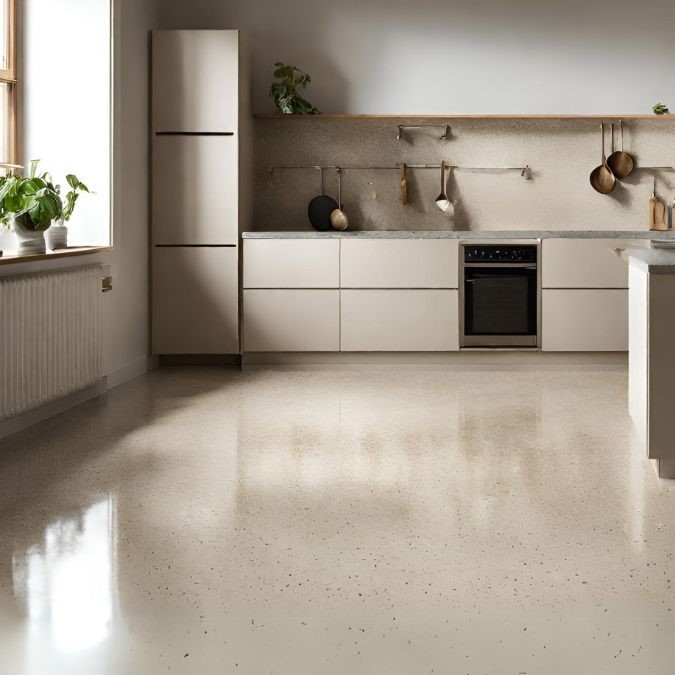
653 102 670 115
269 62 320 115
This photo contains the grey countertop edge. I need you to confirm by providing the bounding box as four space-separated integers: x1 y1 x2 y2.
242 230 675 240
626 248 675 274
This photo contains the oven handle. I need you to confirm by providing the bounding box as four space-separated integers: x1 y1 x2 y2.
464 263 537 269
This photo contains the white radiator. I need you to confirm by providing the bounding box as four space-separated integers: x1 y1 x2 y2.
0 266 103 422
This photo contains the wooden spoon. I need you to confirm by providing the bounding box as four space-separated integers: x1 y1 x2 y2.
590 123 616 194
400 163 408 205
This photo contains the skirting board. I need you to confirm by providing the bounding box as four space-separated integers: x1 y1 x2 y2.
0 379 108 441
0 355 157 441
242 351 628 370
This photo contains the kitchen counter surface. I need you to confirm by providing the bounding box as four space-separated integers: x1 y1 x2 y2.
625 247 675 274
243 230 675 240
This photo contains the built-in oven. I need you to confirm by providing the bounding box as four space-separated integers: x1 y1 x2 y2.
460 241 540 348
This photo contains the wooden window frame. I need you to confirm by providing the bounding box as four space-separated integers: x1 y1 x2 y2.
0 0 16 164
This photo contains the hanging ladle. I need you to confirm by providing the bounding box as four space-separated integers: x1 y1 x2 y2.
435 160 454 214
606 120 635 179
589 123 616 194
330 167 349 230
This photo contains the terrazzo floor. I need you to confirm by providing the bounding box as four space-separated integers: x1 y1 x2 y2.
1 367 675 674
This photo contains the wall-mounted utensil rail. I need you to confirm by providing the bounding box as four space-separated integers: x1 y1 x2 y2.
267 164 532 179
396 124 451 140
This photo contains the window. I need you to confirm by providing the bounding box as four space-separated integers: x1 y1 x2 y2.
0 0 16 164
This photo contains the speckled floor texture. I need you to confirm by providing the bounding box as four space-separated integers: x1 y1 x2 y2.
1 367 675 674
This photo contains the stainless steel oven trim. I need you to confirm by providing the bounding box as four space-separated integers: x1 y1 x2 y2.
458 239 542 350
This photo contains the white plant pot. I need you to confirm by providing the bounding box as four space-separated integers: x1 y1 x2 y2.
45 222 68 251
13 216 47 255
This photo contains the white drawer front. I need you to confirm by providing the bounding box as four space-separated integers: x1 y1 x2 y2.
542 289 628 351
243 239 340 288
542 239 645 288
341 239 458 288
341 290 459 351
243 289 340 352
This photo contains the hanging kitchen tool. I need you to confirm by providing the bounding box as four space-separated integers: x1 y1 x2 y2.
650 178 668 231
308 167 338 231
330 167 349 231
435 161 454 214
400 163 408 205
606 120 635 179
590 123 616 194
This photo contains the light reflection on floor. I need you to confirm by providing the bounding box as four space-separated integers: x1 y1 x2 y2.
0 367 674 674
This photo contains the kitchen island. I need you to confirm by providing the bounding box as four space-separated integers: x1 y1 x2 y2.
627 247 675 478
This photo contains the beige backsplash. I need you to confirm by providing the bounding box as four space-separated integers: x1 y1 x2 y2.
252 118 675 232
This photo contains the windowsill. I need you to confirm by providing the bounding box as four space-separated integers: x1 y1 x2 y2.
0 246 113 266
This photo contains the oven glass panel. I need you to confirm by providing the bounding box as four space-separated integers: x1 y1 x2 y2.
465 268 537 335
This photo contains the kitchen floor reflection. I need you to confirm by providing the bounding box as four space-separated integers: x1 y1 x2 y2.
12 498 115 654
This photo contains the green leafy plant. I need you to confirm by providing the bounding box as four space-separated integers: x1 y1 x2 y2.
653 102 670 115
269 62 320 115
60 174 90 223
0 160 90 231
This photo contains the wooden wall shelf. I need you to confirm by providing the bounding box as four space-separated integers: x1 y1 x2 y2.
254 113 675 121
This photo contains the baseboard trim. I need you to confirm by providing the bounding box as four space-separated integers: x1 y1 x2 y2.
0 379 107 441
107 355 156 389
242 351 628 370
158 354 242 367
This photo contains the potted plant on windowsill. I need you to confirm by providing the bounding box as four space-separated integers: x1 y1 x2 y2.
45 174 90 251
0 160 90 254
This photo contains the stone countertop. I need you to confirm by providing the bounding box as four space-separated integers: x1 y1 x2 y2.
625 247 675 274
242 230 675 240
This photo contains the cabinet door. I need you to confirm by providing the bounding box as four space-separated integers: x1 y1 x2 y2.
341 290 459 351
243 239 340 288
542 289 628 351
153 135 237 245
542 239 643 288
152 30 238 132
152 247 239 354
341 240 458 288
243 290 339 352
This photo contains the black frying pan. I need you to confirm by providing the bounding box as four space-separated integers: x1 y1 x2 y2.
308 167 338 231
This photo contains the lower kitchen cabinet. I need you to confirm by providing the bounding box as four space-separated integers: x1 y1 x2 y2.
153 246 239 354
541 289 628 351
243 289 340 352
341 290 459 351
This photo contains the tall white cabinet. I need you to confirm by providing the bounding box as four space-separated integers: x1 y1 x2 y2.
151 30 247 355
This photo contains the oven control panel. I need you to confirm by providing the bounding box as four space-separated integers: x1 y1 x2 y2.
463 245 537 264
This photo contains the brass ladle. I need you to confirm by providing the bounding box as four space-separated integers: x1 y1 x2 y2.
606 120 635 179
590 123 616 194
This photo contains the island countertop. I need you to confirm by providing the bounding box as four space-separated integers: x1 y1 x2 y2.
625 247 675 274
242 230 675 240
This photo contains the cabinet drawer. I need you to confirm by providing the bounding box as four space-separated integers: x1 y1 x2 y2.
542 289 628 351
341 290 459 351
542 239 644 288
341 240 458 288
243 290 340 352
152 247 239 354
153 135 237 245
243 239 340 288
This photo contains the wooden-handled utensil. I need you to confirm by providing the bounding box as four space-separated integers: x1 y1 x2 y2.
607 120 634 179
590 123 616 194
330 167 349 230
308 167 338 231
400 163 408 206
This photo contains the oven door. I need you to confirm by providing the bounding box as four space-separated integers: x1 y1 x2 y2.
462 265 538 347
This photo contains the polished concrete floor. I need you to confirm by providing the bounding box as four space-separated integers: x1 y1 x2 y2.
1 367 675 674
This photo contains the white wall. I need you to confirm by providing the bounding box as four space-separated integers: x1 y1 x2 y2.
0 0 157 389
159 0 675 115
